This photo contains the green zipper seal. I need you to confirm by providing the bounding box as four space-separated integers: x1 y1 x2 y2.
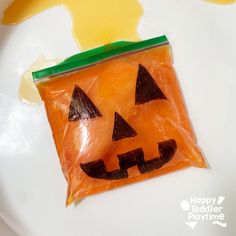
32 35 168 82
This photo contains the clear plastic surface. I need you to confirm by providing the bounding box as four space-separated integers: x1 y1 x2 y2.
36 44 206 205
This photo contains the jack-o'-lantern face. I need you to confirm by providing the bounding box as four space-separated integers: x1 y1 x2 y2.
37 45 205 204
68 64 177 180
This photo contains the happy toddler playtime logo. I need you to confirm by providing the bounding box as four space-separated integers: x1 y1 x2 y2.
180 196 227 229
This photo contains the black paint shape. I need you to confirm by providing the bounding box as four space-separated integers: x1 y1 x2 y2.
80 139 177 180
118 148 144 170
68 85 102 121
80 159 128 180
118 139 176 174
112 112 137 141
138 139 177 174
135 64 167 105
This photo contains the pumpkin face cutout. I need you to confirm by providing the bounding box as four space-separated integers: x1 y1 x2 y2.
72 64 176 180
37 44 206 205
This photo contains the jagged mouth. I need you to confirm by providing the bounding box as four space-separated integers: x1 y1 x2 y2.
80 139 177 180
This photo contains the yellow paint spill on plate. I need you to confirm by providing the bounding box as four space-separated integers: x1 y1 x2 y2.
206 0 236 4
1 0 143 50
1 0 143 104
19 56 60 105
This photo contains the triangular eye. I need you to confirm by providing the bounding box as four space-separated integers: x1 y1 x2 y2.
112 112 137 141
68 85 102 121
135 64 167 105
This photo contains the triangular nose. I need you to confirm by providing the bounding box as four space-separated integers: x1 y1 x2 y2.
112 112 137 141
135 64 167 105
69 85 102 121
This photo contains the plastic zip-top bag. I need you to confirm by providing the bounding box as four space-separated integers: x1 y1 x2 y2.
33 36 206 206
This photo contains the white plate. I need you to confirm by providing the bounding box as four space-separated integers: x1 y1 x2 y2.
0 1 236 235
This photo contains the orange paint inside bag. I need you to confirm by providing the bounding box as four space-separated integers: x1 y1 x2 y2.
35 37 206 205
